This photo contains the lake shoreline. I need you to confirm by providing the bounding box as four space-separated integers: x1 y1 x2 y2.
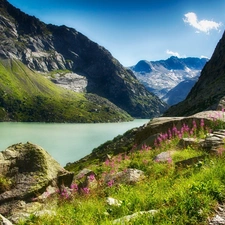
0 119 149 166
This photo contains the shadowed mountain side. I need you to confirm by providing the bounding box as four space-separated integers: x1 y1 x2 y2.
0 0 168 119
0 59 132 122
162 78 197 106
164 31 225 116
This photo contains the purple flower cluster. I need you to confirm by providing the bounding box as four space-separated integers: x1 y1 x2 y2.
82 187 90 195
107 179 114 187
154 119 205 147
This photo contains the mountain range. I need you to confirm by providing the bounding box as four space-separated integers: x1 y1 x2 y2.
164 30 225 116
130 57 208 105
0 0 168 122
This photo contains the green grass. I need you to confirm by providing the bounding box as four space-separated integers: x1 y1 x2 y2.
0 59 132 122
0 175 13 193
16 118 225 225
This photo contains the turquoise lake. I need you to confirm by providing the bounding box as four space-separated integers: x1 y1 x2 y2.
0 119 149 166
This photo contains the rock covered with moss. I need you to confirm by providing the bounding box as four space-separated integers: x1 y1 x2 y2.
0 142 73 222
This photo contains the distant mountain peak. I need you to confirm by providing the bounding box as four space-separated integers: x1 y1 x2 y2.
130 57 208 106
164 31 225 116
131 60 152 73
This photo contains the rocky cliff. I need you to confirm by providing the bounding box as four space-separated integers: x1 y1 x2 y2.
164 31 225 116
0 0 167 119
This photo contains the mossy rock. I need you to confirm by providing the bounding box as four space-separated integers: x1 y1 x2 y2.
0 142 74 204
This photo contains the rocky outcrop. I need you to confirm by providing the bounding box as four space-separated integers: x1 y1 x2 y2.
0 142 73 223
164 31 225 116
50 72 88 93
0 0 168 118
104 168 145 185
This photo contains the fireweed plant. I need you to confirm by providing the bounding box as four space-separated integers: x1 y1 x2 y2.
18 112 225 225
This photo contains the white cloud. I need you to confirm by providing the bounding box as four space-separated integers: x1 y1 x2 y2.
200 55 209 59
183 12 222 34
166 49 180 57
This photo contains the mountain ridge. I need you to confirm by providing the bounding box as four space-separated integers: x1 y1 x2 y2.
130 56 208 105
0 0 168 120
164 31 225 116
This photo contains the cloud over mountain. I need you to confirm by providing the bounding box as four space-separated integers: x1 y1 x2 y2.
166 50 180 57
183 12 222 34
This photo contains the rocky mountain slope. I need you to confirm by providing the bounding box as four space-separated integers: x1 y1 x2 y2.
0 0 167 120
0 58 132 122
164 31 225 116
130 57 208 105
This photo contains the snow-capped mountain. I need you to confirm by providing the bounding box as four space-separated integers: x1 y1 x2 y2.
130 56 208 105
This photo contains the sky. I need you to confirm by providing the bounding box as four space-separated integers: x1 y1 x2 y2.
7 0 225 67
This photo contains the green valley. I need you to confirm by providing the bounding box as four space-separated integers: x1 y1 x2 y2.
0 59 132 122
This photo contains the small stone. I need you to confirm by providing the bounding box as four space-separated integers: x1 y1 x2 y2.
113 210 158 224
154 151 175 163
210 215 225 224
106 197 122 206
0 214 13 225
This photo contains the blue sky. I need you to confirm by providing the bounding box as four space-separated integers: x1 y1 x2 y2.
7 0 225 66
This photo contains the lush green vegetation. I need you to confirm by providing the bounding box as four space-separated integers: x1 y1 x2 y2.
0 175 13 193
0 59 132 122
17 115 225 224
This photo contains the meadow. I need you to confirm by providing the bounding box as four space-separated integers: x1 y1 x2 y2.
17 113 225 225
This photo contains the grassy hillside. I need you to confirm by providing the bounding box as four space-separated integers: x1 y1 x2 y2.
0 59 132 122
17 114 225 224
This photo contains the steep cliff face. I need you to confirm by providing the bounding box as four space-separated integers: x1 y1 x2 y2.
164 31 225 116
0 0 167 118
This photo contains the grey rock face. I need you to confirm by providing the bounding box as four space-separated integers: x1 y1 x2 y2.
51 73 87 93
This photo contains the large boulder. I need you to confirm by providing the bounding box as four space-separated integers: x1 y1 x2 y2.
0 142 74 222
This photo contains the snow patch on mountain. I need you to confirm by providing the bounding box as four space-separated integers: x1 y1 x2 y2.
129 56 208 105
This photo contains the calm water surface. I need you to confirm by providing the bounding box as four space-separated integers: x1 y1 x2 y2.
0 120 149 166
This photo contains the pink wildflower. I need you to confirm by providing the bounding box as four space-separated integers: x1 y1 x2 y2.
200 119 204 128
61 188 70 199
172 126 178 136
82 187 90 194
167 157 173 164
192 120 197 129
105 159 110 166
116 154 122 163
107 179 114 187
89 174 95 182
70 183 78 192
